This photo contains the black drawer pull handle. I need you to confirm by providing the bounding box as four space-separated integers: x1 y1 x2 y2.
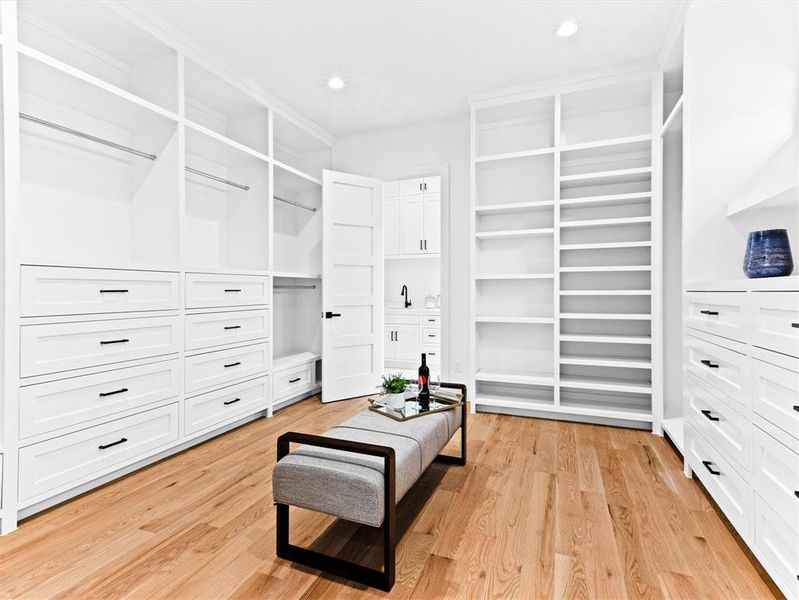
99 437 128 450
289 377 301 383
223 398 241 406
702 460 720 476
225 289 242 293
794 406 799 413
794 491 799 500
700 310 719 316
700 359 719 369
325 312 341 319
224 325 241 330
100 289 129 293
224 362 241 368
99 388 129 398
100 338 130 345
427 334 436 338
701 409 720 422
792 323 799 328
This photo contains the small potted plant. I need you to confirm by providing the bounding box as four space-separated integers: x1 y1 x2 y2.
379 373 407 409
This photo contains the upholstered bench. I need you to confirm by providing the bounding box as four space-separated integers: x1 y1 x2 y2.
272 382 467 591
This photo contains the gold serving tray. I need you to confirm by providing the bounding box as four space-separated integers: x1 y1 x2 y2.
367 393 463 422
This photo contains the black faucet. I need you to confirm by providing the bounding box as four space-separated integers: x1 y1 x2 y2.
401 285 411 308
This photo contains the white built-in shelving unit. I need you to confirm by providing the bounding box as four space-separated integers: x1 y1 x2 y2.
469 72 660 429
0 0 330 534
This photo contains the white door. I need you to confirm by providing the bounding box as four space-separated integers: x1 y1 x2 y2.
423 194 441 254
394 324 421 361
384 326 396 360
322 170 384 403
384 198 401 256
401 196 425 255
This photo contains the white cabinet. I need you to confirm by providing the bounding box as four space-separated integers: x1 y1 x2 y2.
401 196 425 255
383 197 401 256
422 194 441 253
185 273 269 309
385 309 440 368
384 176 441 257
385 324 420 361
184 376 270 436
184 342 269 393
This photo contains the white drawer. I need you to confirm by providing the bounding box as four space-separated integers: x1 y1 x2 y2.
185 272 269 309
422 328 441 345
685 374 750 473
753 427 799 526
752 292 799 358
19 359 180 440
754 494 799 600
185 376 270 435
685 335 750 408
753 359 799 440
686 425 751 539
385 312 420 326
274 362 316 400
422 314 441 327
18 403 179 502
21 266 179 317
185 309 269 351
424 349 441 366
20 316 181 378
686 291 748 343
184 342 269 394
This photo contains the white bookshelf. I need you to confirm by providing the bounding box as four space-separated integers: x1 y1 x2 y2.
470 72 658 429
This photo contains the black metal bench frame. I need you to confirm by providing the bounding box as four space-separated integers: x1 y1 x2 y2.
275 382 467 591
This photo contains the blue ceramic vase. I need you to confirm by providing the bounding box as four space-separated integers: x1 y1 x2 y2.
743 229 794 278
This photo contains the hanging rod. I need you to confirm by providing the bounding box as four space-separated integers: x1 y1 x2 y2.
274 284 317 290
186 166 250 191
274 195 317 213
19 113 158 161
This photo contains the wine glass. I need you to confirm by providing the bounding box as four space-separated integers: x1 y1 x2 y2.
429 372 441 397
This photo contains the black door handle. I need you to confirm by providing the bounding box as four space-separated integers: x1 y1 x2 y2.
701 409 720 422
100 338 130 345
700 310 719 316
224 362 241 368
289 377 301 383
99 388 129 398
792 323 799 328
700 359 719 368
223 398 241 405
325 312 341 319
100 289 129 293
224 289 242 293
702 460 720 476
794 406 799 412
99 437 128 450
224 325 241 330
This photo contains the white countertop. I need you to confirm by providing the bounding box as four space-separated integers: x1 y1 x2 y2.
385 305 441 314
686 275 799 291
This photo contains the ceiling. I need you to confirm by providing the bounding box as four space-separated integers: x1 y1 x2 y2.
143 1 682 137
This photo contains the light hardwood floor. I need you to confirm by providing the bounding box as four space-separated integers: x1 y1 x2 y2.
0 396 780 599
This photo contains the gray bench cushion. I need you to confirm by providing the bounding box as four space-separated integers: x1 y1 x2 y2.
272 407 462 527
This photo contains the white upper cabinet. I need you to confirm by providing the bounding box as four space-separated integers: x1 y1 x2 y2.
383 181 400 198
422 194 441 253
385 176 441 257
400 178 425 195
401 196 425 255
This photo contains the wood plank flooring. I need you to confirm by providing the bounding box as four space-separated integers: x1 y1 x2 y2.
0 396 779 599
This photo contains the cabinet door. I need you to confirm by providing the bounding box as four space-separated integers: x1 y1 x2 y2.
384 326 397 360
384 198 401 256
401 196 425 255
422 194 441 253
423 176 441 194
383 180 400 198
394 324 420 361
400 178 425 196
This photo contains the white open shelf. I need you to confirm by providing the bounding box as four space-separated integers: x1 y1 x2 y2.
560 241 652 251
560 290 651 296
475 273 554 280
476 316 554 324
560 166 652 188
475 370 554 386
273 111 331 180
560 375 652 395
560 333 652 345
560 355 651 369
560 313 651 320
273 351 321 372
559 191 652 208
475 227 554 240
560 265 651 273
474 200 554 214
560 216 652 229
273 162 322 276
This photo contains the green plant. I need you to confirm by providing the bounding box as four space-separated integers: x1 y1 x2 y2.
378 373 407 394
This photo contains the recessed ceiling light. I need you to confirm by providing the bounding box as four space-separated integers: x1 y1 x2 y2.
556 21 579 37
327 76 346 90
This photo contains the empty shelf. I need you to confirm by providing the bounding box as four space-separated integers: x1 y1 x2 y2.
475 396 652 422
476 228 554 240
560 290 651 296
476 316 554 324
560 333 652 345
560 375 652 394
475 147 555 163
475 273 554 280
560 167 652 188
560 355 652 369
475 200 554 214
560 265 651 273
560 134 652 153
272 270 322 279
273 351 320 371
560 216 652 229
475 370 554 386
560 313 651 320
559 192 653 208
560 241 652 251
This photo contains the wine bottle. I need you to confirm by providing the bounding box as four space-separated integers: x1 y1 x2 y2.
418 353 430 408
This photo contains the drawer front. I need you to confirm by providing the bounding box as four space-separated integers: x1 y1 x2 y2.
184 342 269 393
685 335 750 408
422 328 441 345
422 314 441 327
20 316 181 378
274 363 315 400
185 309 269 351
21 266 179 317
753 427 799 523
18 403 179 502
19 360 180 440
385 312 420 326
185 273 269 309
185 376 270 435
753 359 799 440
686 291 748 342
754 494 799 600
686 425 751 539
752 292 799 358
685 374 750 473
424 349 441 366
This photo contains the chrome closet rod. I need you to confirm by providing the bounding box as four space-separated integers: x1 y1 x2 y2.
274 284 317 290
186 166 250 191
274 195 317 213
19 113 158 160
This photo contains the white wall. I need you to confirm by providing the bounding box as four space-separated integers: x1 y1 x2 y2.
385 258 441 309
684 1 799 283
332 115 470 378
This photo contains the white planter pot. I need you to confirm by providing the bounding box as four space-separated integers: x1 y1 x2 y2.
385 392 406 409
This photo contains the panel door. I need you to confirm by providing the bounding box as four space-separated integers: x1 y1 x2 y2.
384 197 401 257
423 194 441 254
401 196 425 255
394 324 421 361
